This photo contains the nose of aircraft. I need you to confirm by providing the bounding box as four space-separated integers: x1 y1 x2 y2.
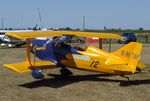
30 39 47 52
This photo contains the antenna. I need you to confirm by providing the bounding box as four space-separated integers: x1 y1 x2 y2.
38 8 43 28
2 18 4 29
82 16 85 30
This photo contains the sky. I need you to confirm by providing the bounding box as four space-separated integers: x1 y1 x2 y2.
0 0 150 29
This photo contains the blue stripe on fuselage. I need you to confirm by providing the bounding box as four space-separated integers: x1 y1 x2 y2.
30 39 79 65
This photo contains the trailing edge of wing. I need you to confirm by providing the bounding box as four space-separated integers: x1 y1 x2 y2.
6 31 123 39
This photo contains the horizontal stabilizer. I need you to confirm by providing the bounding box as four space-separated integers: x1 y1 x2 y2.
3 61 56 73
137 61 146 69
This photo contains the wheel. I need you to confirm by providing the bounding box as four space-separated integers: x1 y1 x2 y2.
60 68 73 76
31 69 44 79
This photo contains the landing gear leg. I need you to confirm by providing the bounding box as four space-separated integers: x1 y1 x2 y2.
60 68 73 76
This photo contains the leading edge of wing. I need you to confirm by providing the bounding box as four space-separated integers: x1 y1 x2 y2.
6 31 123 39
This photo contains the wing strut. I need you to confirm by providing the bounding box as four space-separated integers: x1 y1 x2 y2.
99 38 102 49
26 39 32 66
109 39 112 52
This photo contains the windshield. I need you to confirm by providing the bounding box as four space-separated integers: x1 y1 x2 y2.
52 36 87 51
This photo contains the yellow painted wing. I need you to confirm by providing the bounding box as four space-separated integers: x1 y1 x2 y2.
3 61 57 73
6 31 123 39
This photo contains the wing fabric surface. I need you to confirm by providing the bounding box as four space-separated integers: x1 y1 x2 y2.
6 31 123 39
3 61 57 73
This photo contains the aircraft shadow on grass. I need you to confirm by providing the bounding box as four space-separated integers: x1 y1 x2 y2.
19 74 150 88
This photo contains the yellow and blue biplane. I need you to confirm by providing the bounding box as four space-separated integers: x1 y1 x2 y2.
3 31 146 80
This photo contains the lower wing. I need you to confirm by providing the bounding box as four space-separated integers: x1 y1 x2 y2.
3 61 57 73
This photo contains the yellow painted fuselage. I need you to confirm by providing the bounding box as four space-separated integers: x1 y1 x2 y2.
61 46 126 74
62 42 143 75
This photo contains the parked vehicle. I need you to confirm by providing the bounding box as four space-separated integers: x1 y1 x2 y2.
118 32 137 44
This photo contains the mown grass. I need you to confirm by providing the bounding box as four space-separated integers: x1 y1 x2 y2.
147 64 150 73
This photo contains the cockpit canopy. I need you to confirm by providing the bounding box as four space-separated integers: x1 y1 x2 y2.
52 36 87 51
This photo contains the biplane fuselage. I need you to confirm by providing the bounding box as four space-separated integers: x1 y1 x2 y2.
30 39 143 75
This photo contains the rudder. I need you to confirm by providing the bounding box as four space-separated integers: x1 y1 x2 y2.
113 42 142 73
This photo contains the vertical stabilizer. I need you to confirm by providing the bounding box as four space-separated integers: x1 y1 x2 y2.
112 42 142 73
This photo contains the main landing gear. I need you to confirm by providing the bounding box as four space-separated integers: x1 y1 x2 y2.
31 68 73 79
31 69 44 79
60 68 73 76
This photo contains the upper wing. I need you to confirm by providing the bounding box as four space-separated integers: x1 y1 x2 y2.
6 31 123 39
